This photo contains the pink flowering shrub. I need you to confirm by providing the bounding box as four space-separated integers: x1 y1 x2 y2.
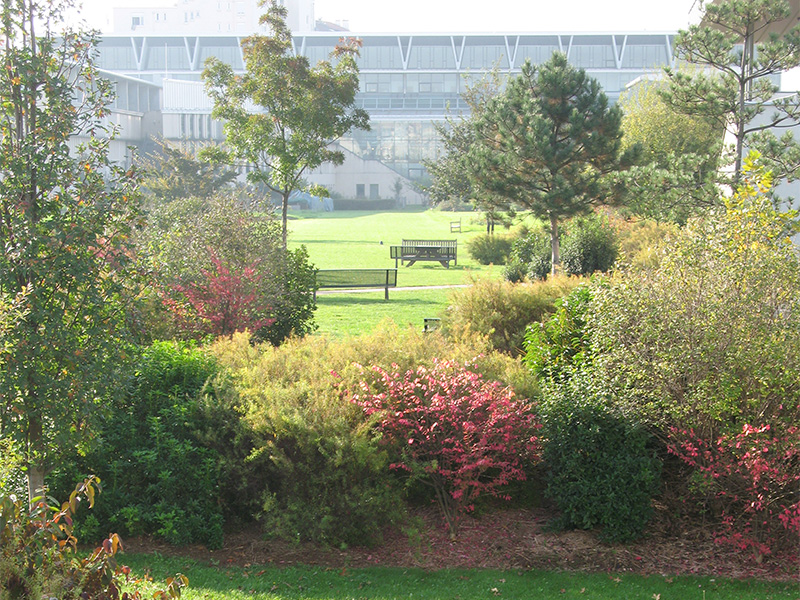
351 359 542 536
668 422 800 561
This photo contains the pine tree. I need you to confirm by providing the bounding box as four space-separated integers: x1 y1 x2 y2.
662 0 800 187
469 53 633 273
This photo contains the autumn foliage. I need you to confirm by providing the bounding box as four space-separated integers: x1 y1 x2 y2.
668 422 800 561
351 360 541 536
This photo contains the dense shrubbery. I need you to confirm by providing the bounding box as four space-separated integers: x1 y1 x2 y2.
352 360 541 536
504 214 617 281
0 478 187 599
524 284 593 383
539 372 661 542
444 275 580 356
207 322 538 546
560 215 618 276
505 227 552 281
668 422 799 560
140 194 316 345
565 157 800 556
53 342 237 549
466 233 513 265
589 160 800 437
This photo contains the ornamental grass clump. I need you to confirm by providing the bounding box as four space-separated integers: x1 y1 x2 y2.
351 359 542 537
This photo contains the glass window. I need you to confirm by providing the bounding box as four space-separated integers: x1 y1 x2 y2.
356 184 365 198
370 184 379 199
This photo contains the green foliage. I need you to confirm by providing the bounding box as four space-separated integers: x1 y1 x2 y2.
662 0 800 186
466 234 512 265
53 343 234 549
469 53 635 273
589 154 800 436
207 322 537 546
610 213 677 270
540 371 661 543
142 194 317 344
0 0 144 499
0 477 188 600
202 0 369 245
140 139 237 202
524 285 593 383
505 215 617 281
506 228 552 281
560 214 618 276
617 78 721 223
443 276 581 356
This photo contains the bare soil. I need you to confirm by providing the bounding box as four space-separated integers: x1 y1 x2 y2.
122 506 800 582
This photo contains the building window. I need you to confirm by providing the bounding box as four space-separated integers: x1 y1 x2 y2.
131 15 142 29
369 184 379 199
356 184 365 198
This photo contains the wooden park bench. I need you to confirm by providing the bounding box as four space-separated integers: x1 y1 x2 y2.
314 268 398 300
390 239 457 268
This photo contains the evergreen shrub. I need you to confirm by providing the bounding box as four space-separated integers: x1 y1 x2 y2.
52 342 234 549
540 371 661 543
560 214 618 276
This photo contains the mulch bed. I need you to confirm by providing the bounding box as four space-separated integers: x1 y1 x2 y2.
122 506 800 582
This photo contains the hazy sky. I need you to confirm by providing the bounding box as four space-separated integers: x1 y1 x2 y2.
72 0 703 33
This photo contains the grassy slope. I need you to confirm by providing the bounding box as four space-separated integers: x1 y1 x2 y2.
287 210 506 336
125 555 800 600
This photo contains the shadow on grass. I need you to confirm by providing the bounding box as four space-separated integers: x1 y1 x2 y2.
317 295 440 307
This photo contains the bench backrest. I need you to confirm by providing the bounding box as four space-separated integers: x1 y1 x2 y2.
316 268 397 288
402 239 457 249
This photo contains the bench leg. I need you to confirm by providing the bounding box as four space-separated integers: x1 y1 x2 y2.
385 286 389 300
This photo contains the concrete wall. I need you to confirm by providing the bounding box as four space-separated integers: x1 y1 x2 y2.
308 145 427 206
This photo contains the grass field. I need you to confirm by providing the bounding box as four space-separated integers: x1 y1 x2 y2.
125 555 800 600
286 209 507 336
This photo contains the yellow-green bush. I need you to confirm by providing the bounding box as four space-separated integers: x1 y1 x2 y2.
443 275 582 356
208 321 538 545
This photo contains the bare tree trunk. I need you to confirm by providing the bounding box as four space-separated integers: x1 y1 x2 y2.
549 212 561 275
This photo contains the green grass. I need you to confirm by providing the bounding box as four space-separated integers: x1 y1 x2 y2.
287 209 513 335
313 288 456 337
287 209 498 287
124 554 800 600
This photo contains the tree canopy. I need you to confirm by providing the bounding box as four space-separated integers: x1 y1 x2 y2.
662 0 800 188
0 0 143 500
469 53 634 273
617 78 722 223
202 0 369 246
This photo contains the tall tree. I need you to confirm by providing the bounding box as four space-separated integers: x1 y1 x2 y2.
617 78 722 223
662 0 800 187
426 69 509 232
202 0 369 247
469 53 633 273
140 138 237 203
0 0 143 500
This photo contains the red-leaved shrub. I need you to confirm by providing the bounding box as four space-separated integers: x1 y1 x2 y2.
351 360 542 536
668 423 800 561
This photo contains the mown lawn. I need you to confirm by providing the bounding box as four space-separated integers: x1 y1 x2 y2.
287 209 510 336
123 555 800 600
